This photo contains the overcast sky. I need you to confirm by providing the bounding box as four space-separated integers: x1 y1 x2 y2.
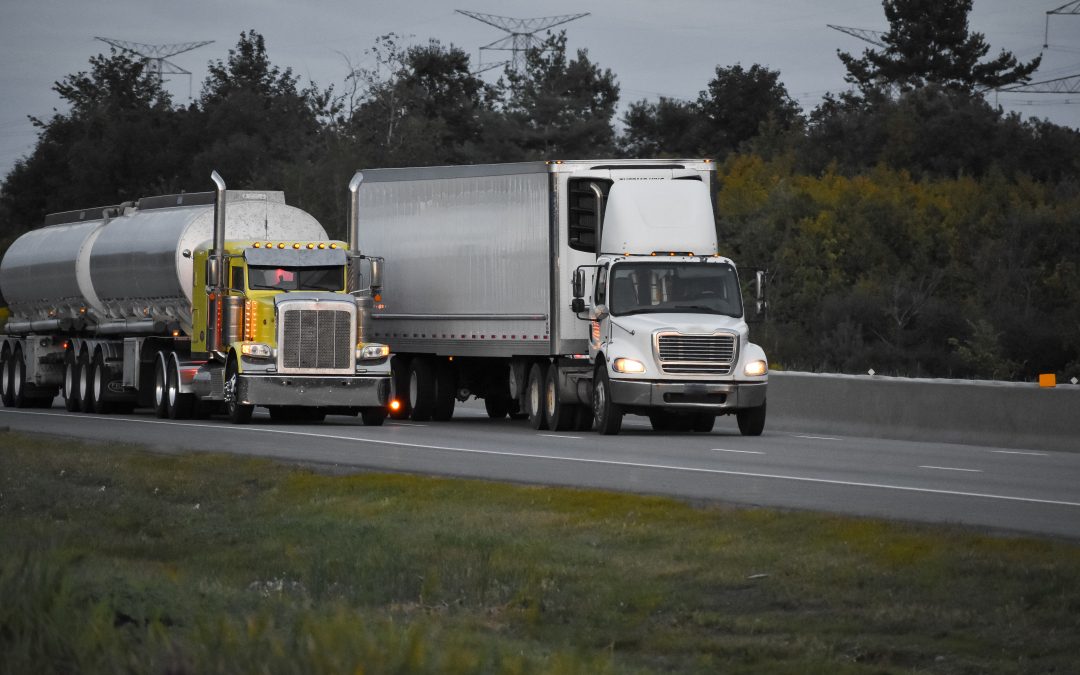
3 0 1080 179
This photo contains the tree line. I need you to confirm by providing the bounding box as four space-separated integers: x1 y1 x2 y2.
1 0 1077 381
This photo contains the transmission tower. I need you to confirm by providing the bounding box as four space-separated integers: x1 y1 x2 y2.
456 10 589 75
998 72 1080 94
1045 1 1080 48
95 37 214 98
827 24 886 48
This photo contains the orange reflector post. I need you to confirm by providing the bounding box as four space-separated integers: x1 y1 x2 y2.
1039 373 1057 388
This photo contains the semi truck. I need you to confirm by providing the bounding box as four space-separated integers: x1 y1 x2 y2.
0 172 391 424
353 159 768 435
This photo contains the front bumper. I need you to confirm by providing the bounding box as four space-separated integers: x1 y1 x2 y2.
236 374 390 408
608 379 766 411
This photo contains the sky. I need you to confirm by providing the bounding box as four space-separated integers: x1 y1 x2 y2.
2 0 1080 179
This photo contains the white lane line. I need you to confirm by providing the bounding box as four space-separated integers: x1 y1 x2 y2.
792 434 842 441
5 409 1080 509
540 434 583 440
919 465 983 473
386 422 428 427
991 450 1048 457
712 448 765 455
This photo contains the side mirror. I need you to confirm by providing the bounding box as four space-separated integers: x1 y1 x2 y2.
370 257 383 290
571 298 585 313
572 268 585 299
594 304 609 320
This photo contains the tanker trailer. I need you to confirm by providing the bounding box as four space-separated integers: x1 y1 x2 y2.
0 172 392 424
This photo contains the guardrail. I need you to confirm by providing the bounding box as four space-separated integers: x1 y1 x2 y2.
768 372 1080 453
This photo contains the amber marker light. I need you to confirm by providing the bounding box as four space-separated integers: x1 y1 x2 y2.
253 242 261 248
318 243 326 249
389 400 402 412
277 243 286 249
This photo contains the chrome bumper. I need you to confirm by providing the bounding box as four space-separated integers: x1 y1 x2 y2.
608 379 766 411
236 374 390 407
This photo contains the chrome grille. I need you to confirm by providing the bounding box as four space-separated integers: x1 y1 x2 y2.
279 306 353 373
656 333 736 375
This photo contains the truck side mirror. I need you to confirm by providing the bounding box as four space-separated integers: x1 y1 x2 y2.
370 257 383 290
572 268 585 299
571 298 585 313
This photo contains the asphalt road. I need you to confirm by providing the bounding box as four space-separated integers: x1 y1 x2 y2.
3 401 1079 539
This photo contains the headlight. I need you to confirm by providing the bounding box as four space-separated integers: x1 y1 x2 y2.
612 357 646 374
240 342 273 359
357 343 390 360
743 360 768 377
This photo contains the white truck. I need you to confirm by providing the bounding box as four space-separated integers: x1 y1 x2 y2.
353 159 768 435
0 173 392 424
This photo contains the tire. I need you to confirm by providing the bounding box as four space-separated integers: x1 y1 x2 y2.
167 354 195 420
508 398 528 421
152 353 169 418
63 354 81 412
11 348 32 409
648 412 674 432
433 359 456 421
736 400 766 437
408 358 436 421
1 348 13 407
573 404 594 432
484 396 509 419
526 362 549 430
223 357 252 424
361 407 387 426
592 364 622 435
692 414 716 433
90 352 114 414
389 355 411 419
77 352 94 413
544 364 575 431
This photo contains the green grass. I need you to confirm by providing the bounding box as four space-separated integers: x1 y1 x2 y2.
1 430 1078 674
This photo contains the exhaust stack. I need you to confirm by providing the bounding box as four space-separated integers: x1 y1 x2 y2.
348 171 364 253
210 170 227 293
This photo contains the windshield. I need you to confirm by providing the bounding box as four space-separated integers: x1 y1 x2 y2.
608 261 743 318
248 265 345 292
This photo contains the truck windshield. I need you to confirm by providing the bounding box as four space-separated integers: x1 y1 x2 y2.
248 265 344 292
608 262 743 318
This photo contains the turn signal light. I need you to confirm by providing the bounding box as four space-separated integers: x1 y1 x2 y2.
389 399 402 412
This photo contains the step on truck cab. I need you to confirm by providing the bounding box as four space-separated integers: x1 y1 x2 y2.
0 172 392 424
354 159 768 435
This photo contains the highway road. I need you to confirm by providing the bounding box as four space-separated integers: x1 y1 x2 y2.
2 401 1079 539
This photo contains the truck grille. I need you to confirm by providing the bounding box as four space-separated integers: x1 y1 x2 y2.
279 308 353 373
656 333 737 375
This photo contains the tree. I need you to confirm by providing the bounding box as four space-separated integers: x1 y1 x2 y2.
502 31 620 159
839 0 1040 95
620 97 698 157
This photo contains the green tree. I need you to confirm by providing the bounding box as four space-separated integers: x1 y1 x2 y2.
839 0 1040 94
502 31 620 158
620 97 698 157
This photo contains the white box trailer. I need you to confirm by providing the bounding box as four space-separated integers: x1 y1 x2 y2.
355 159 768 435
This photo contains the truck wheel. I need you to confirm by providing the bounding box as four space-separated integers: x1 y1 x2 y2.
508 399 528 420
526 362 549 430
11 348 32 408
544 364 575 431
63 353 81 412
361 407 387 426
736 400 766 437
152 353 169 418
90 352 115 414
592 364 622 435
484 396 509 419
408 358 436 421
433 359 456 421
167 354 195 420
389 355 411 419
573 404 594 431
1 347 13 407
692 414 716 433
223 357 251 424
77 352 94 413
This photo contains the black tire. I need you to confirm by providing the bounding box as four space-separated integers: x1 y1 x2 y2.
592 364 622 435
484 396 509 419
433 359 456 421
361 407 387 426
90 352 114 414
526 362 549 430
736 400 766 437
77 352 94 413
508 398 528 420
223 357 252 424
11 348 32 409
167 354 195 420
0 348 11 407
573 404 594 431
389 355 411 419
408 358 436 421
152 353 169 418
544 364 575 431
63 353 81 412
692 414 716 433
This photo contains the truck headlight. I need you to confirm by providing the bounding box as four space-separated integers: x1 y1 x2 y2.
743 360 768 377
240 342 273 359
612 357 646 374
357 343 390 361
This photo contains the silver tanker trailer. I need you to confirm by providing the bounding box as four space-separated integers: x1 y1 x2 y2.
0 172 392 424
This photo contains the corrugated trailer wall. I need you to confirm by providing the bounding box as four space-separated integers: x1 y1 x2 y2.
358 164 554 358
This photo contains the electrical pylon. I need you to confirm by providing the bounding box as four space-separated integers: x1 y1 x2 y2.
1045 1 1080 48
997 72 1080 94
827 24 886 48
95 37 214 98
456 10 589 74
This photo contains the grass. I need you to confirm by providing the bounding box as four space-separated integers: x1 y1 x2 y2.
1 430 1078 674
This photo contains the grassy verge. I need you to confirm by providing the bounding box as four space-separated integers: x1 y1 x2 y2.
1 430 1078 674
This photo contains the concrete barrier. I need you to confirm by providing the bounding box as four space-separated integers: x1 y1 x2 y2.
767 372 1080 452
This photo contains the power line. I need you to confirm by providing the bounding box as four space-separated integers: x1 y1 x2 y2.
456 10 589 75
94 37 214 99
